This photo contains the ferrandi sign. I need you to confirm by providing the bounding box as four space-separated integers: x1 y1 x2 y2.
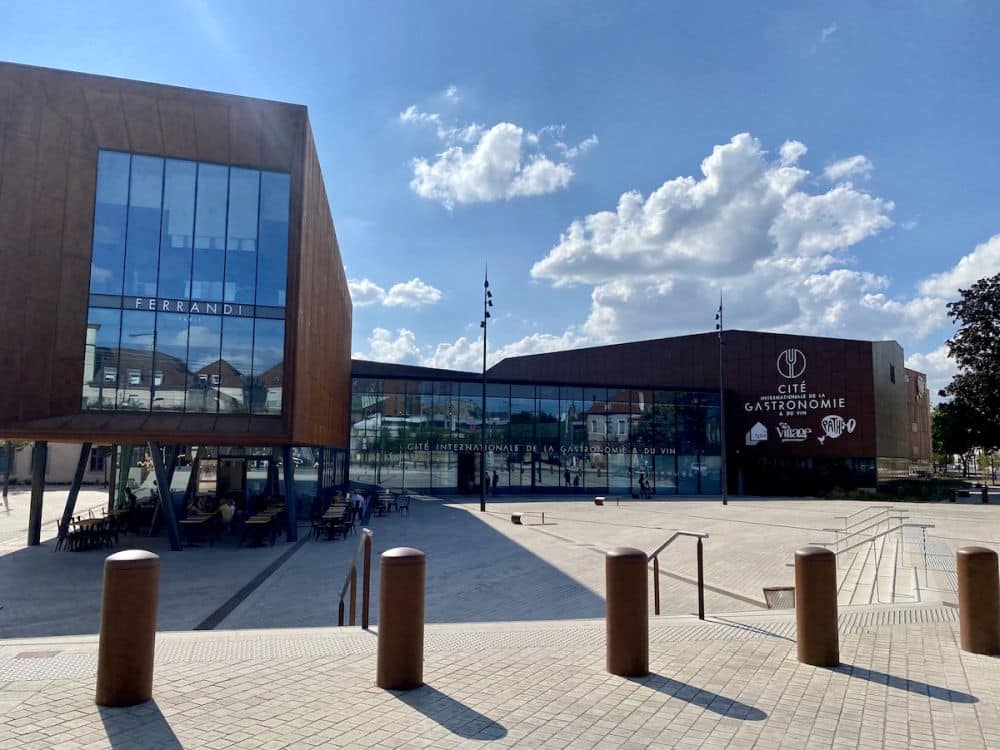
742 348 857 446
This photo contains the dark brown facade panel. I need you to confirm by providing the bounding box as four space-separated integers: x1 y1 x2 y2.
0 133 39 251
63 155 97 257
121 92 165 154
289 123 352 448
228 101 262 167
193 100 230 163
83 87 130 150
157 97 199 159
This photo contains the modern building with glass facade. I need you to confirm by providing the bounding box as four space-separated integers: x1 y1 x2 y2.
349 330 932 497
0 62 351 547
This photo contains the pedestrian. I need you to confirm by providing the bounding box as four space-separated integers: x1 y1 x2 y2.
492 470 499 495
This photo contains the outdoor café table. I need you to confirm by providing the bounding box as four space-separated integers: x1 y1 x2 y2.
242 515 275 547
179 513 214 546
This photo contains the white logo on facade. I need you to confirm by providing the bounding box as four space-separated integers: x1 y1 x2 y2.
745 422 768 446
820 415 856 440
776 348 807 379
776 422 811 442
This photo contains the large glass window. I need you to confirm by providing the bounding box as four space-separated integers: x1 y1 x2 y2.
158 160 196 299
192 164 228 300
90 151 130 295
225 168 260 304
122 156 163 297
257 172 290 307
83 152 289 414
252 319 284 414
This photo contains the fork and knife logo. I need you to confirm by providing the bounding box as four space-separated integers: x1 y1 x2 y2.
776 348 807 379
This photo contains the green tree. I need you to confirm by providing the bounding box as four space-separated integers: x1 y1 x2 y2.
932 402 977 476
941 273 1000 452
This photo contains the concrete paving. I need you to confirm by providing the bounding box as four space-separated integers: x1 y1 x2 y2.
1 605 998 748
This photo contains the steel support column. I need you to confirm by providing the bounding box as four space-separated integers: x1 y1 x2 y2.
149 442 183 551
60 442 93 534
282 446 298 542
27 441 48 546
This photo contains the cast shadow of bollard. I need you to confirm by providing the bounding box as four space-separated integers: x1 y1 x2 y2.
832 663 978 703
99 699 182 749
394 684 508 740
629 673 767 720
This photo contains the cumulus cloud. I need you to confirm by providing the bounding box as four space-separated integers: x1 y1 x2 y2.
824 155 873 181
424 330 588 371
356 328 421 364
821 23 838 41
527 132 969 347
918 234 1000 298
401 100 596 209
443 84 459 101
349 277 442 309
384 278 443 308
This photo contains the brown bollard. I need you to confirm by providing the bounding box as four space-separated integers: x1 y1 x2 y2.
96 550 160 707
957 547 1000 654
376 547 425 690
605 547 648 676
983 487 990 504
794 546 839 667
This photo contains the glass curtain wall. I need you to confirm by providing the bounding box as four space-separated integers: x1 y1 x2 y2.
82 150 290 415
348 377 720 496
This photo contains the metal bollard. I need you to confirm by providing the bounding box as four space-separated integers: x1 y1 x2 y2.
956 547 1000 655
511 513 523 525
96 550 160 707
376 547 425 690
983 487 990 504
595 497 605 506
605 547 648 677
794 546 839 667
949 488 957 503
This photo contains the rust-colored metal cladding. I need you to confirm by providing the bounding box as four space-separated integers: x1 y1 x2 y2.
376 547 425 690
794 546 839 667
95 550 160 707
956 546 1000 655
605 547 648 677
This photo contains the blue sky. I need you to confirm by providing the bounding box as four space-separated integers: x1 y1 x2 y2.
4 1 999 394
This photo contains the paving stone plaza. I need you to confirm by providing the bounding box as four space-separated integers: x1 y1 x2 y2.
1 488 999 748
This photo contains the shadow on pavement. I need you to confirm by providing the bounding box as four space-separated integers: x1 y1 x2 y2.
99 699 182 749
395 684 507 740
832 663 978 703
629 673 767 720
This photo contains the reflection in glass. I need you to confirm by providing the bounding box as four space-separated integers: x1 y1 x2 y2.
220 317 253 413
152 312 189 411
225 168 260 303
83 307 122 410
192 164 228 300
122 156 163 297
252 319 284 414
118 310 155 410
257 172 290 306
186 314 222 413
158 159 196 299
90 151 130 295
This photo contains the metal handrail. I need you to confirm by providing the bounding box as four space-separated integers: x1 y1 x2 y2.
837 505 893 530
813 522 935 585
338 528 373 628
822 514 907 549
648 530 709 620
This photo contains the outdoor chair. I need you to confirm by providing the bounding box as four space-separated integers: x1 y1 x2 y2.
55 520 79 551
397 495 410 515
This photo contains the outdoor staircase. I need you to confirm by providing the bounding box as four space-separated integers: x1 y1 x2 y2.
826 515 957 607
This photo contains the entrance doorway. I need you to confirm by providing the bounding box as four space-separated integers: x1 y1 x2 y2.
456 452 480 494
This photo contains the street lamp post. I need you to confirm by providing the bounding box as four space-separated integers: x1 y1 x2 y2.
715 293 728 506
479 267 493 512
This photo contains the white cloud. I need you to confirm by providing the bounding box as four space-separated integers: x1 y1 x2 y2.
820 23 838 41
527 132 968 348
824 155 873 181
906 345 958 402
918 233 1000 298
349 277 443 309
357 328 421 364
348 278 386 306
384 278 443 308
424 329 588 371
443 84 459 101
401 100 596 209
